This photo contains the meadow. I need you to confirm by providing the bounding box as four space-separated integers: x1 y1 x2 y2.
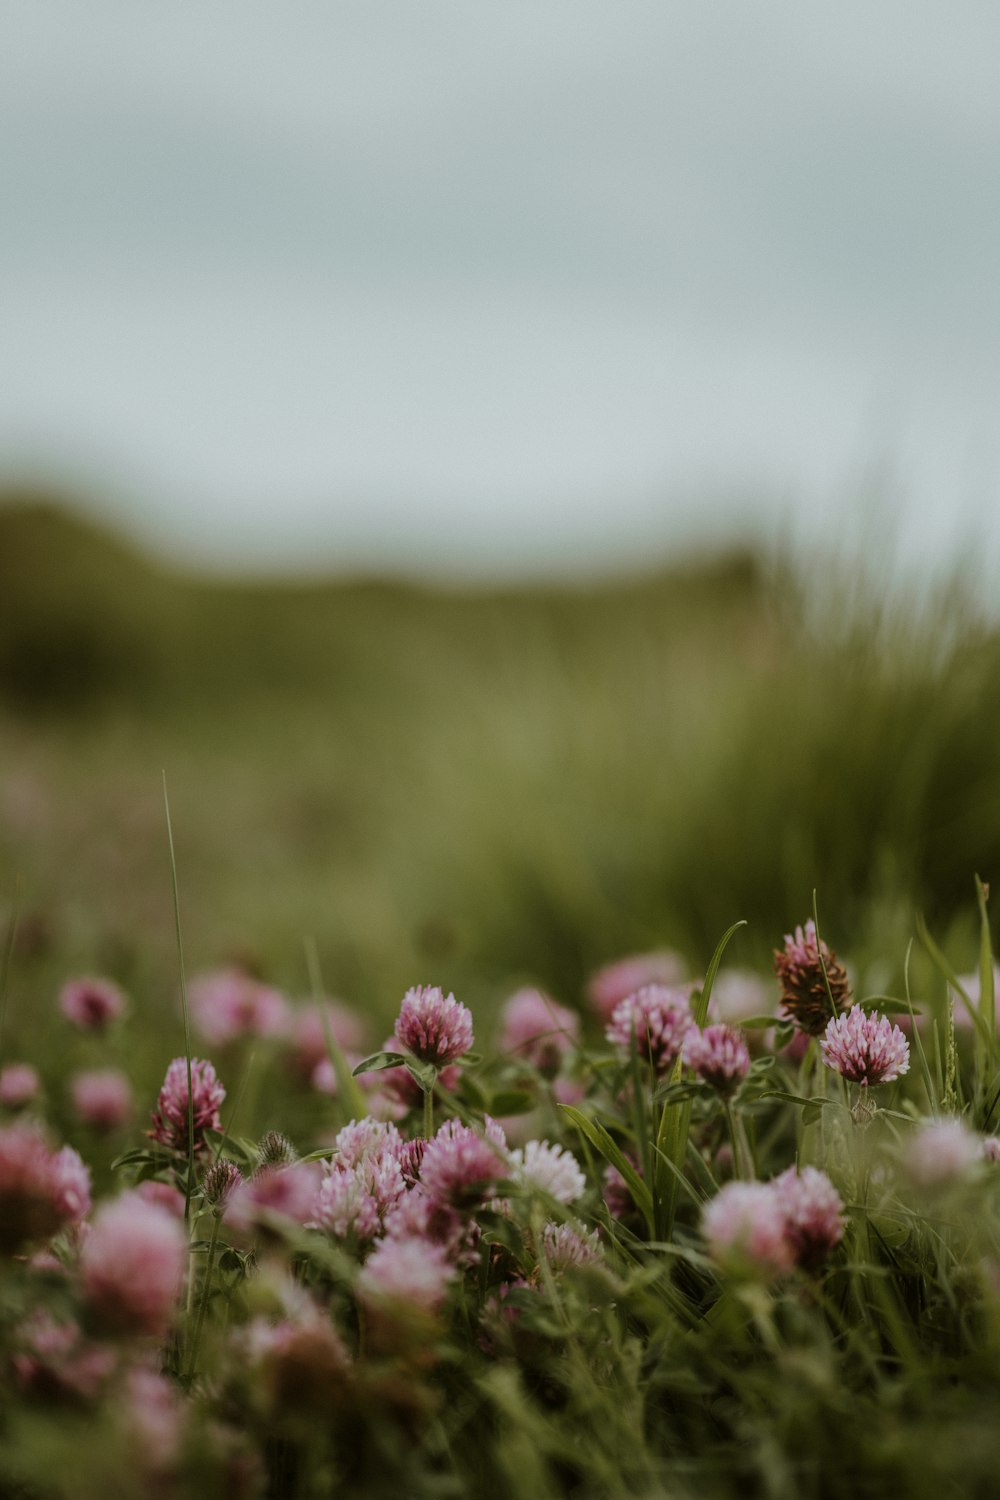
3 496 1000 1498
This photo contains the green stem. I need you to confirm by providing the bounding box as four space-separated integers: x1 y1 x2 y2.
723 1100 747 1178
186 1212 222 1386
423 1084 434 1140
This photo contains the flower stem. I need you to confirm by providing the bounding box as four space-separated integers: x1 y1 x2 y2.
423 1083 434 1140
723 1100 749 1178
185 1211 222 1387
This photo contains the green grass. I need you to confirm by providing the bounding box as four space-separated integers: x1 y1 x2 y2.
1 494 999 1102
5 495 1000 1497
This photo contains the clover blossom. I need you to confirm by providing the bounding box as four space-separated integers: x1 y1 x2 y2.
0 1063 40 1111
0 1124 91 1252
135 1180 186 1219
498 988 579 1075
820 1005 909 1086
149 1057 226 1155
59 976 127 1030
904 1118 980 1188
771 1165 845 1270
71 1069 133 1132
396 985 474 1066
540 1221 602 1272
80 1193 187 1338
382 1185 473 1263
357 1235 455 1315
13 1313 116 1401
226 1162 322 1235
420 1119 508 1209
606 984 694 1075
314 1124 406 1244
702 1181 794 1278
332 1117 403 1170
683 1024 751 1095
774 920 851 1037
510 1140 585 1204
190 967 289 1047
586 950 687 1023
202 1159 243 1211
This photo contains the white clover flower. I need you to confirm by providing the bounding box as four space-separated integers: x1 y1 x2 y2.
510 1140 585 1204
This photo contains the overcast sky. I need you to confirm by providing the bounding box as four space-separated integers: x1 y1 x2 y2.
2 3 999 576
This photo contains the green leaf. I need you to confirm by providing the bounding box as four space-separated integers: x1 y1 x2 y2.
652 1080 705 1107
759 1089 834 1114
735 1014 780 1030
111 1147 172 1172
202 1129 258 1168
352 1050 408 1076
460 1073 489 1110
857 994 923 1017
747 1055 776 1074
649 1141 705 1207
405 1059 440 1092
559 1104 653 1228
218 1247 251 1275
692 919 748 1027
916 913 991 1044
976 875 995 1040
478 1210 526 1258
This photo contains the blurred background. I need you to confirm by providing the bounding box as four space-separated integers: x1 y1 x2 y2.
2 3 1000 1084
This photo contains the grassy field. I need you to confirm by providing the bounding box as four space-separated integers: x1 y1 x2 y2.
5 495 1000 1498
2 497 999 1063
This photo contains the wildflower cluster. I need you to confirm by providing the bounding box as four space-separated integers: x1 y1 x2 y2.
4 912 1000 1499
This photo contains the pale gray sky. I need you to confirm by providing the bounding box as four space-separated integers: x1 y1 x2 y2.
2 2 999 575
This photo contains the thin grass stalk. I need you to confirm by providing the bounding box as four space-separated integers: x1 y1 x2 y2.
163 774 196 1222
185 1210 222 1386
304 936 367 1122
214 1048 257 1161
722 1099 751 1179
655 920 747 1240
902 937 936 1110
811 890 843 1027
0 876 20 1072
976 874 996 1106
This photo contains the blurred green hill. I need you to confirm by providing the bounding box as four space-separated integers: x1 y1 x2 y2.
2 492 999 1052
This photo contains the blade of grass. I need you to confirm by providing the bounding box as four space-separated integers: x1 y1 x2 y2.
0 876 21 1071
656 919 747 1237
628 1031 653 1195
214 1049 258 1162
693 919 748 1026
163 773 195 1222
304 937 367 1122
975 875 996 1096
559 1103 653 1230
916 912 991 1045
811 891 843 1026
902 937 935 1110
